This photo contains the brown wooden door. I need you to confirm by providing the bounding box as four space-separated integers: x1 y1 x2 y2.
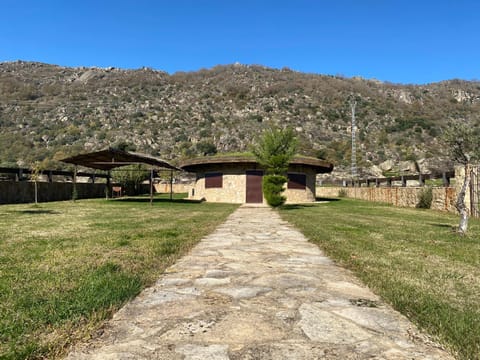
246 170 263 203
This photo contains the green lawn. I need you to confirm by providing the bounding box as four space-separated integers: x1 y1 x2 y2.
280 198 480 360
0 195 238 359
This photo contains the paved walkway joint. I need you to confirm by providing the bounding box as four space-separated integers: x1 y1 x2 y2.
67 206 452 359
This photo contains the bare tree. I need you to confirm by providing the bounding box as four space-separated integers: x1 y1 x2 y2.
443 122 480 235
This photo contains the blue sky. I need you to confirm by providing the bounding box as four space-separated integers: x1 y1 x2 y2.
0 0 478 84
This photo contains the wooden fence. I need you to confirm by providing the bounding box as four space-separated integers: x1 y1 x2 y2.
0 167 190 204
467 166 479 218
0 167 109 204
0 167 109 183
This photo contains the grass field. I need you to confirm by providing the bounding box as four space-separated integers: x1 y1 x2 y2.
280 198 480 360
0 194 238 359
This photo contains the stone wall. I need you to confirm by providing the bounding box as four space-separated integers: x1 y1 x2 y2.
154 183 194 194
0 182 106 204
316 186 457 213
314 187 339 199
315 166 480 216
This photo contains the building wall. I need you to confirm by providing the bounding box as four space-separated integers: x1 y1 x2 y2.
190 169 251 204
188 164 317 203
284 167 317 203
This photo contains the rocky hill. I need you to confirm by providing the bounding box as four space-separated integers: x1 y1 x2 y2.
1 60 479 178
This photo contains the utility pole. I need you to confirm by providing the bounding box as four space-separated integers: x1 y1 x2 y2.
350 96 357 179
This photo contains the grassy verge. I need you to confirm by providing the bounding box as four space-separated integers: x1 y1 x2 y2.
280 198 480 360
0 194 238 359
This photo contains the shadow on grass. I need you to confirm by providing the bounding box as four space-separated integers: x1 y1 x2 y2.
12 209 60 215
281 204 316 210
428 223 458 234
429 223 457 230
315 197 341 202
111 197 204 204
281 198 342 210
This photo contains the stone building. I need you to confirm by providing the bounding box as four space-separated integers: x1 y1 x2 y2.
180 155 333 204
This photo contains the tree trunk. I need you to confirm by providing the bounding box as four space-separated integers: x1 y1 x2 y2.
455 164 471 235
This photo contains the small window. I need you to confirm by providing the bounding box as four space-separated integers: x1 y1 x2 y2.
288 173 306 190
205 172 223 188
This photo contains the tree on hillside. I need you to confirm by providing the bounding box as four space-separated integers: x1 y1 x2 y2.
443 122 480 235
112 141 136 152
252 126 297 207
196 141 217 156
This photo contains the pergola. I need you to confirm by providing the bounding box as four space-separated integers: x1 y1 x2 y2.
61 148 181 204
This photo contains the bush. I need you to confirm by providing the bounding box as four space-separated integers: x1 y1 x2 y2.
263 175 287 207
112 164 150 196
416 186 433 209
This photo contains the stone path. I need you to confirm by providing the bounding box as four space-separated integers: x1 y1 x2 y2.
67 206 453 359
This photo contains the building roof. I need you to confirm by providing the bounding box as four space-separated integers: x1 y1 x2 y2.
61 148 180 171
180 154 334 173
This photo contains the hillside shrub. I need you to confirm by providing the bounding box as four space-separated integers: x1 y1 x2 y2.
196 141 217 156
263 175 287 207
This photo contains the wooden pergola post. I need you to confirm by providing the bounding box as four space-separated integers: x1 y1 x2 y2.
442 172 450 187
419 173 425 186
169 170 173 201
150 168 154 206
73 165 78 202
106 171 111 199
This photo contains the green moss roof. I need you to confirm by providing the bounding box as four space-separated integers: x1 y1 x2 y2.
180 153 334 173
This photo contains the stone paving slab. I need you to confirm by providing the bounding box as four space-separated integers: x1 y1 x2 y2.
67 206 453 359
